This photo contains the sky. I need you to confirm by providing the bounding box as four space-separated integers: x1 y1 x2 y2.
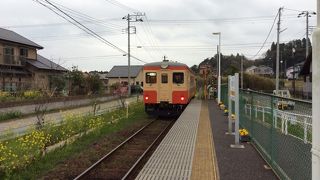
0 0 317 72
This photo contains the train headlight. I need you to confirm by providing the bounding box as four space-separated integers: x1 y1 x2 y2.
180 96 185 101
145 96 149 100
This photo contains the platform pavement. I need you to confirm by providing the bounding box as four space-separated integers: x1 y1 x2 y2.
208 100 278 180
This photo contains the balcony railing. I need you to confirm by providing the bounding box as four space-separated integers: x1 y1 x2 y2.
0 54 26 66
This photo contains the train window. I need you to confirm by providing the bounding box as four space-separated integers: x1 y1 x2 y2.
146 72 157 83
173 72 184 84
161 73 168 83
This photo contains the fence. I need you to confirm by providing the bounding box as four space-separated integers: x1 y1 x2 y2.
222 87 312 180
221 84 228 106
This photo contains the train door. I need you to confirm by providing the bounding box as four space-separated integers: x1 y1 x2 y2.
159 72 172 102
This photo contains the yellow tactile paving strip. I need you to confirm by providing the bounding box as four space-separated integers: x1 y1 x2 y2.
191 101 219 180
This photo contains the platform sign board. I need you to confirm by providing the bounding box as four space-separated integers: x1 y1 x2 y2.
227 73 244 149
229 76 236 100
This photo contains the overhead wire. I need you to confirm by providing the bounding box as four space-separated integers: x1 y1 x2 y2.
102 0 165 59
135 34 155 60
144 15 166 56
104 0 140 13
52 54 123 61
30 30 122 41
48 0 123 30
33 0 147 63
139 22 163 58
249 11 279 59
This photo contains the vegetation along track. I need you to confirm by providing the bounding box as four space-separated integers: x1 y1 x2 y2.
74 118 175 180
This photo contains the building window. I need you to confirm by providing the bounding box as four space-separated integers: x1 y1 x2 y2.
136 81 139 85
3 47 14 64
161 73 168 83
146 72 157 83
173 72 184 84
4 47 14 55
20 48 28 57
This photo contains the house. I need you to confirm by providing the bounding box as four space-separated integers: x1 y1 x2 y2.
0 28 67 92
286 62 304 79
245 65 274 76
245 66 257 74
300 53 312 99
106 65 143 87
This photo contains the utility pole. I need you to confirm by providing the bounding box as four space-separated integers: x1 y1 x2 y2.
241 55 244 89
216 45 219 91
213 32 221 103
123 13 144 96
298 11 316 59
306 11 310 58
312 1 320 179
276 7 283 94
127 14 131 96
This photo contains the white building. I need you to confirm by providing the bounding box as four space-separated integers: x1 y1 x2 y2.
245 65 274 76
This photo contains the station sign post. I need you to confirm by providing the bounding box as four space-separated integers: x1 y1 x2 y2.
228 73 244 149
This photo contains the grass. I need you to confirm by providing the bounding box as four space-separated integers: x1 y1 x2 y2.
0 111 22 122
240 109 311 142
1 102 148 179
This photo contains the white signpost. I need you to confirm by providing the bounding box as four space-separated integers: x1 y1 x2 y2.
228 73 244 148
312 1 320 179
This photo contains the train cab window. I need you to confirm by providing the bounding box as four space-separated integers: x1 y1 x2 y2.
161 73 168 83
146 72 157 83
173 72 184 84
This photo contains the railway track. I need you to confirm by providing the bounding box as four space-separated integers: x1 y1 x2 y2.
74 119 174 180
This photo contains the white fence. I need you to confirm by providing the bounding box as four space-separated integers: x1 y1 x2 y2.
244 104 312 144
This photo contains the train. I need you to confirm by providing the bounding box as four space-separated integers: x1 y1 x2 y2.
143 60 196 116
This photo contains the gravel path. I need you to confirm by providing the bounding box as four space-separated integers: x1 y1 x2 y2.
0 96 140 136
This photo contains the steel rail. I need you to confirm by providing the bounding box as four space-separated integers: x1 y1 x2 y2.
73 119 157 180
121 119 174 179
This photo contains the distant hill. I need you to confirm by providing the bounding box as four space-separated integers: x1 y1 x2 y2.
191 38 310 76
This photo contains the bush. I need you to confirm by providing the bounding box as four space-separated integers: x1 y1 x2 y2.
0 111 22 122
23 90 42 99
0 101 144 177
243 74 275 91
0 91 11 101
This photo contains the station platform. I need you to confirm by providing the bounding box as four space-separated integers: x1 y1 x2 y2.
137 99 277 180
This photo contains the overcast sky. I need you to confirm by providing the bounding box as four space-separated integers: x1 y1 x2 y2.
0 0 316 71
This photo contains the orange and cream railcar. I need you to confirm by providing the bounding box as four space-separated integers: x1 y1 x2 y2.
143 60 196 116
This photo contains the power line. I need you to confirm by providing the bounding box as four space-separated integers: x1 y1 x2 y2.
146 14 297 23
48 0 123 30
250 11 279 59
139 22 163 58
283 7 305 12
104 0 140 13
144 15 166 56
1 17 122 29
33 0 147 64
2 14 302 30
52 54 123 61
30 30 122 40
135 34 156 60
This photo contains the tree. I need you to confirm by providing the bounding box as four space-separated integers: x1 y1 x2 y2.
190 65 199 74
49 75 66 94
66 66 85 95
86 73 103 95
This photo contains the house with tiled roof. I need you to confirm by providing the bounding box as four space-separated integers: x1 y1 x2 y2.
0 27 67 92
106 65 143 87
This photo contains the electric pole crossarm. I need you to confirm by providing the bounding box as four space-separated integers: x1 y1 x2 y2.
123 13 145 96
298 10 316 59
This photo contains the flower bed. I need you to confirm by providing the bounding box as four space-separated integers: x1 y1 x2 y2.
0 101 143 177
239 128 250 142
